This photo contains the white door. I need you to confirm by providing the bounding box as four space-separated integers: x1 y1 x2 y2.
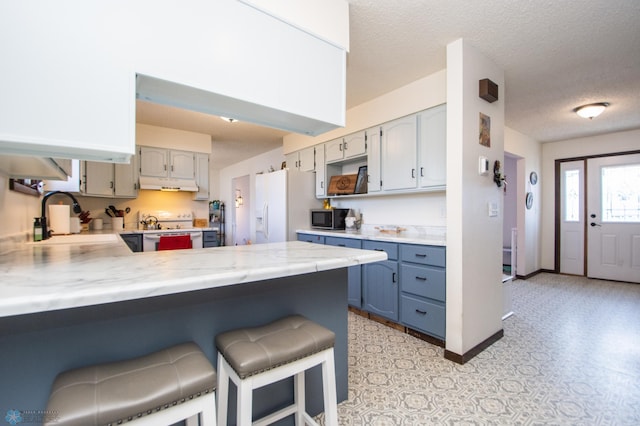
587 153 640 283
560 160 585 275
366 126 381 193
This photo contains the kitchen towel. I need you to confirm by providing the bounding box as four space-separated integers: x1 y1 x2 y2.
48 205 70 235
158 235 192 251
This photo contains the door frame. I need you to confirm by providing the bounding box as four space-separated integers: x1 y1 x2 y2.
554 149 640 273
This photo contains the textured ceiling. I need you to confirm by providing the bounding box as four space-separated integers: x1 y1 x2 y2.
137 0 640 168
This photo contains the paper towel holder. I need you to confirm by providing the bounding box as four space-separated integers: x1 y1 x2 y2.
40 191 83 240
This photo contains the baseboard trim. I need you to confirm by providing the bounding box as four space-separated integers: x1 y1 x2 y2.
516 269 546 280
444 328 504 364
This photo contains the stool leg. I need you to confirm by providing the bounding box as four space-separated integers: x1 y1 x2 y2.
199 392 217 426
322 349 338 426
237 377 253 426
294 370 305 425
217 355 230 426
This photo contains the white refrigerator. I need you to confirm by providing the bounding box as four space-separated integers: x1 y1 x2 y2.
255 169 320 243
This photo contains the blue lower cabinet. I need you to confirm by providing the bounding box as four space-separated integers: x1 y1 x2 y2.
325 236 362 308
400 294 445 339
399 243 446 339
297 233 325 244
363 259 399 321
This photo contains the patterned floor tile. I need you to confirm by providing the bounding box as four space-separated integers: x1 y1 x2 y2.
316 273 640 425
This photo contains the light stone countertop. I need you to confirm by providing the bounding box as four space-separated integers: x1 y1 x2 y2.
0 234 387 319
297 225 446 246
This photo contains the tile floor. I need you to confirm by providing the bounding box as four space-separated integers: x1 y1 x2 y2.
317 273 640 425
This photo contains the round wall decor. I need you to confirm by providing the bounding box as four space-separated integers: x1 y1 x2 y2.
529 171 538 185
526 192 534 209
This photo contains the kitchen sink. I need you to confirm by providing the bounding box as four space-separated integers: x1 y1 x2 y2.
31 233 120 245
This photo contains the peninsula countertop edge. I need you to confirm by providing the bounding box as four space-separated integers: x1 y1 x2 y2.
0 238 387 318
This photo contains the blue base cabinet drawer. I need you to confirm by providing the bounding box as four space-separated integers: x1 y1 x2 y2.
297 233 325 244
325 236 361 249
401 294 445 338
400 264 445 301
400 244 445 267
363 240 398 260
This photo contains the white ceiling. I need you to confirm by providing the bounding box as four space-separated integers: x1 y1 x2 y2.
136 0 640 169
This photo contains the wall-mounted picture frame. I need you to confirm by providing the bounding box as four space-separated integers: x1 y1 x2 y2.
355 166 368 194
529 171 538 185
479 112 491 147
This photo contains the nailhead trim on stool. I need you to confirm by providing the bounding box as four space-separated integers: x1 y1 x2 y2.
44 342 217 426
215 315 338 426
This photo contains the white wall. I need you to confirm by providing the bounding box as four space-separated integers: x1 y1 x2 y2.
504 127 542 275
0 174 41 239
136 124 212 153
540 128 640 270
284 69 446 153
446 39 505 356
218 147 285 246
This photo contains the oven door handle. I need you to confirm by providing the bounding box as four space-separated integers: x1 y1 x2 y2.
143 232 201 241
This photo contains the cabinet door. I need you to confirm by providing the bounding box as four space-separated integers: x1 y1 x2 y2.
325 236 362 307
169 150 195 179
315 144 326 197
298 146 315 172
139 146 167 177
285 152 299 170
84 161 114 197
193 153 210 201
366 126 381 193
343 131 366 159
114 155 138 198
324 138 344 163
381 115 417 191
120 234 142 252
418 104 447 188
363 260 398 321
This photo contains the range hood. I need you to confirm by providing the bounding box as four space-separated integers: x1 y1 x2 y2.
139 176 199 192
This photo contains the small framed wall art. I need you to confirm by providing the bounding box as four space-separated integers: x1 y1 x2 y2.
479 113 491 147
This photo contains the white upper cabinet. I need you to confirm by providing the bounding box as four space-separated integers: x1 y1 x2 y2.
315 144 326 198
139 146 194 180
82 154 138 199
325 131 366 163
169 150 195 180
286 146 315 172
381 115 418 191
0 1 347 163
193 153 210 201
83 162 115 198
139 147 168 178
366 127 382 193
418 104 446 189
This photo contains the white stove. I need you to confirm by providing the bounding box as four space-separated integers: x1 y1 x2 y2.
138 210 195 230
138 210 203 251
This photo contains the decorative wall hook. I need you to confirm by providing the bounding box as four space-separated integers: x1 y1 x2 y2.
493 160 507 189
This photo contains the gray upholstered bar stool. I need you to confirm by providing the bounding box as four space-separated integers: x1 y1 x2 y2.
215 315 338 426
44 342 216 426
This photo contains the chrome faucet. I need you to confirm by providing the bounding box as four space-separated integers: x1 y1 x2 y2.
41 191 82 240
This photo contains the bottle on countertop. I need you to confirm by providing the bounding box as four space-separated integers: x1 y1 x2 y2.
33 217 43 242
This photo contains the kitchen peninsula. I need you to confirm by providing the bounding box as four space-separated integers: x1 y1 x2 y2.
0 237 386 420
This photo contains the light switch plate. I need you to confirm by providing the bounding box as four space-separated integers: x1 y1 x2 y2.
488 201 499 217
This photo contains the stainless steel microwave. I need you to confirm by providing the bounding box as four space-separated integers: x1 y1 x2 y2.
311 208 350 230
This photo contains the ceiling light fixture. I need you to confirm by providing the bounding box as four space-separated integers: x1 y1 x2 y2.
220 117 238 123
574 102 609 119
